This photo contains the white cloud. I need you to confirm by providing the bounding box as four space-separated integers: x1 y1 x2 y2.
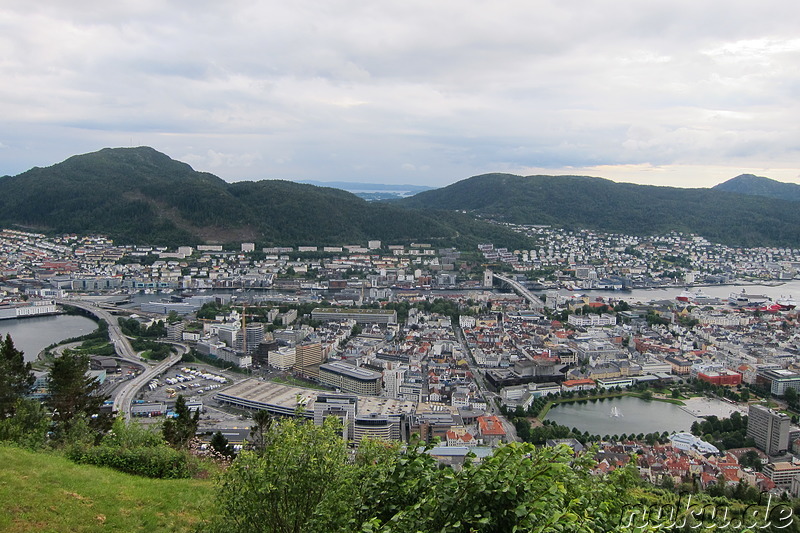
1 0 800 186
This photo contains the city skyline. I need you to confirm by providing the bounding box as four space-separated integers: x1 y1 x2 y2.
2 1 799 188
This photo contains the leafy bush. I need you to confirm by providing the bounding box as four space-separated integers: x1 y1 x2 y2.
204 418 645 533
0 399 49 449
67 418 195 479
70 444 192 479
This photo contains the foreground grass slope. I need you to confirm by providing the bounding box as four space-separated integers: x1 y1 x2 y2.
0 444 213 532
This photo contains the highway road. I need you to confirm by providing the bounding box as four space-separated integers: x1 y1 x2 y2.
56 298 185 418
55 298 139 363
113 348 185 417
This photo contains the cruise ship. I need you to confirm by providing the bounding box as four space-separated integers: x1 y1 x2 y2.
728 289 770 307
675 289 720 305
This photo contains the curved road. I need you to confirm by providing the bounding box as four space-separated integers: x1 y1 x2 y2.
56 298 185 418
113 348 185 418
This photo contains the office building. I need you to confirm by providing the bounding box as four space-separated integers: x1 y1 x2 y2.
352 413 392 445
294 342 324 380
311 308 397 324
764 461 800 488
268 346 296 371
314 393 357 440
319 361 382 396
747 404 790 456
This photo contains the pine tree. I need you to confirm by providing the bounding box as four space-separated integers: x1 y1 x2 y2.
210 430 234 458
46 352 111 441
163 395 199 448
250 409 273 453
0 334 35 419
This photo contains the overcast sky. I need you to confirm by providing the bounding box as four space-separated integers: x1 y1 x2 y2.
2 1 799 188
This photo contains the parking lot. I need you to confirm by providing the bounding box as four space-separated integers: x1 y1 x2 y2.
132 363 249 429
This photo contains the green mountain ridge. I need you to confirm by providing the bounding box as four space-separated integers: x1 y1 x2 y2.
713 173 800 202
5 148 800 248
399 172 800 247
0 147 530 249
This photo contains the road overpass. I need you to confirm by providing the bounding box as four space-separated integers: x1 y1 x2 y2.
55 298 139 363
491 273 545 312
56 298 184 418
113 348 185 418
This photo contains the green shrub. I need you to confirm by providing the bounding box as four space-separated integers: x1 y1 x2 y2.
67 418 195 479
71 444 192 478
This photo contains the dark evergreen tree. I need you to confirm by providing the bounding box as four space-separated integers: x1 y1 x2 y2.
210 430 235 458
0 334 35 419
46 352 111 441
163 395 199 448
250 409 273 454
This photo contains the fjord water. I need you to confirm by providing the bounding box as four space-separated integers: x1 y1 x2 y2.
0 314 98 362
560 280 800 303
544 396 697 435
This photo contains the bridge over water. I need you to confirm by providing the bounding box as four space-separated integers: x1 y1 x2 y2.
490 272 545 312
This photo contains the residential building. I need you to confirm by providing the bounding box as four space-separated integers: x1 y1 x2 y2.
763 461 800 488
476 415 506 445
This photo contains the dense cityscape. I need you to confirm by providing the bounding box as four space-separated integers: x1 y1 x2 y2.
5 222 800 520
4 0 800 529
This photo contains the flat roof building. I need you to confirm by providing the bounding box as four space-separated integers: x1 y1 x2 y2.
757 369 800 396
319 361 382 396
214 379 412 442
353 413 392 445
311 308 397 324
314 393 358 440
763 461 800 488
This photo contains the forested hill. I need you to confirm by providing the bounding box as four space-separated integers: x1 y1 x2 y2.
713 174 800 203
400 173 800 247
0 147 530 249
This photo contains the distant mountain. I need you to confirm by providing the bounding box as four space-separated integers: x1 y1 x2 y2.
298 180 434 201
713 174 800 202
400 173 800 247
0 147 530 249
298 180 434 193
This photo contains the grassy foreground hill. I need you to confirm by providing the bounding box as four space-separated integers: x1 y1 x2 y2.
0 147 531 249
400 173 800 247
0 444 213 532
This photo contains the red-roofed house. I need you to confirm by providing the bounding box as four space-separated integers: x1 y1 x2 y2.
446 430 478 447
561 378 596 393
477 415 506 445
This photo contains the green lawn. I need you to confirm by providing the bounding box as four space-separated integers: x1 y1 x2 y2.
270 375 330 390
0 445 215 532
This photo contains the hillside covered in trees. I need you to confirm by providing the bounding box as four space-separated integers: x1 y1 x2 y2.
713 174 800 203
0 147 530 249
399 173 800 247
